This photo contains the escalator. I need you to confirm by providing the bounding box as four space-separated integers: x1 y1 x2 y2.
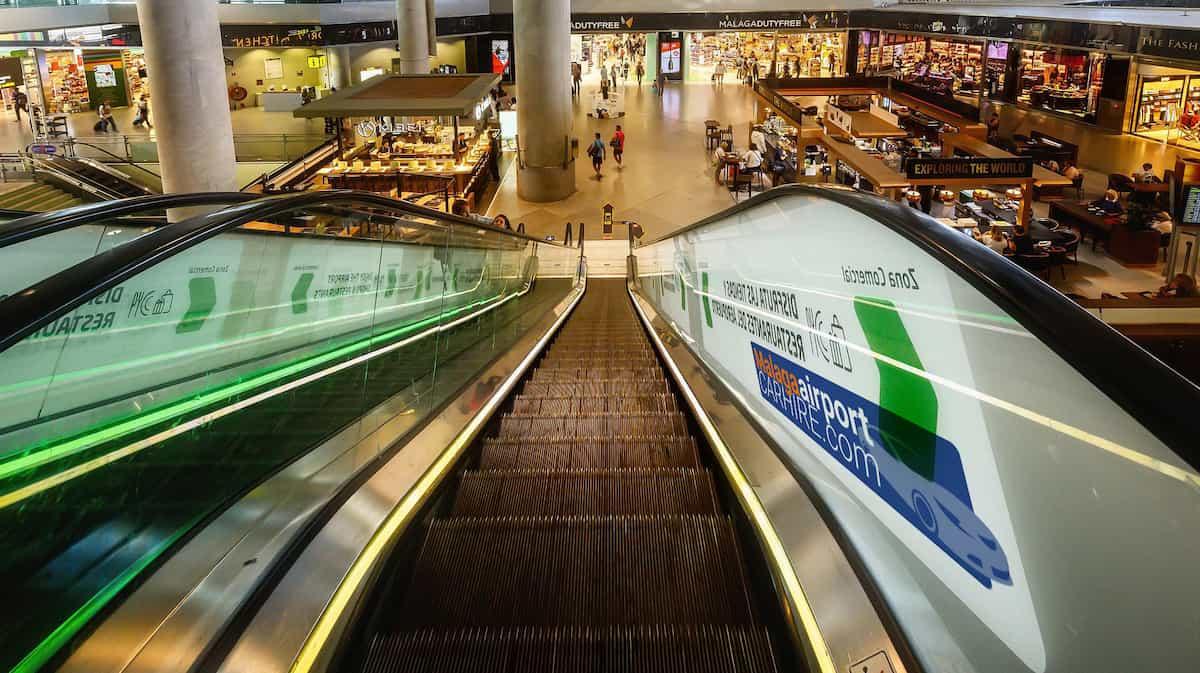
0 190 579 673
37 155 156 199
352 279 784 672
2 184 1200 673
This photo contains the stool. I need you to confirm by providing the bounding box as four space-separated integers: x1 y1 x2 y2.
705 120 720 150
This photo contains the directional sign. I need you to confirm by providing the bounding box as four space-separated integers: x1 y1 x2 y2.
30 144 56 155
602 203 614 240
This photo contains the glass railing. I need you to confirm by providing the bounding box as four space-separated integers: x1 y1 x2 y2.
59 134 331 164
0 193 256 302
0 193 580 673
632 185 1200 673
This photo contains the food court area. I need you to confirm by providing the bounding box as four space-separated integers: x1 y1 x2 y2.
263 74 501 214
742 78 1197 300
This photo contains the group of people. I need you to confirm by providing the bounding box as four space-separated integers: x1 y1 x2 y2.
586 125 625 178
451 198 513 231
94 95 152 132
711 139 763 186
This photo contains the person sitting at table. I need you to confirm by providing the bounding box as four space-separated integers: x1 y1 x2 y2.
1156 273 1198 298
1151 209 1174 236
1045 159 1061 173
713 141 732 185
1062 159 1081 181
740 142 763 174
980 225 1010 254
1011 225 1036 255
1132 162 1157 183
1092 189 1124 215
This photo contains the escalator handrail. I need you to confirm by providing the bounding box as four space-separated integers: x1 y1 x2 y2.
0 192 257 247
641 183 1200 461
0 189 569 353
0 208 34 220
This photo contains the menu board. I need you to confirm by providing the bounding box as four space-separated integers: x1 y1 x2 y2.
1182 185 1200 225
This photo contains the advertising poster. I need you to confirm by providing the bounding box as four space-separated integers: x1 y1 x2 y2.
659 38 681 77
491 40 510 76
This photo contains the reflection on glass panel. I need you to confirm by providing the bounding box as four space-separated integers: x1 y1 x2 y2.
0 199 579 673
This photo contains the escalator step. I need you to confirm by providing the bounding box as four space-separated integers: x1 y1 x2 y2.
496 413 689 439
451 469 719 517
478 437 701 470
398 515 755 627
520 379 670 397
529 368 662 382
362 626 779 673
511 394 676 415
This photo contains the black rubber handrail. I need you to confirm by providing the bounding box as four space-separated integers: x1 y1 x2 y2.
0 189 567 353
0 208 34 219
0 192 257 248
648 183 1200 462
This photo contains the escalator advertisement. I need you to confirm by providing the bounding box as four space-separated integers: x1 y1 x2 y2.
635 192 1200 672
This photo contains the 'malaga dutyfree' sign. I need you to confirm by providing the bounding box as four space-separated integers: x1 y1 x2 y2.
906 157 1033 181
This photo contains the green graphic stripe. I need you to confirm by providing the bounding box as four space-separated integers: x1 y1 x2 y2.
8 513 205 673
679 274 686 311
854 296 939 481
701 272 712 328
0 290 509 486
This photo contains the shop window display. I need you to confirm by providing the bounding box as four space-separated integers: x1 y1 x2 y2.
884 33 982 108
1131 68 1200 151
44 50 89 114
570 33 649 87
687 31 843 83
1017 47 1103 117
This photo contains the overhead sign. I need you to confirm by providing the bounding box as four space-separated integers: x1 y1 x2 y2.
824 104 853 136
307 54 327 69
906 157 1033 181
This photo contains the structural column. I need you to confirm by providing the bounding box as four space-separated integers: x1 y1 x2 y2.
395 0 433 74
514 0 575 202
134 0 236 194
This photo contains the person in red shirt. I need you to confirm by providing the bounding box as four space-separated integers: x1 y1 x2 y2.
610 125 626 168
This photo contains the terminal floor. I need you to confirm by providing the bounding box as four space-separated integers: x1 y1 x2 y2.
0 105 326 151
486 80 757 244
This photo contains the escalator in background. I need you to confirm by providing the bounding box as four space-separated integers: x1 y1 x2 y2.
0 190 580 673
0 192 256 300
37 155 156 199
351 280 786 672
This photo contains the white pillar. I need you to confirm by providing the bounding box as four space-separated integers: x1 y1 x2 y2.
135 0 236 194
395 0 430 74
514 0 575 202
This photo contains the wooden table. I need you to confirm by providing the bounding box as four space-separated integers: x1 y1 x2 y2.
1049 200 1160 265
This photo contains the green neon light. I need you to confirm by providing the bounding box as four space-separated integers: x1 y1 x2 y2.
7 513 205 673
0 290 506 486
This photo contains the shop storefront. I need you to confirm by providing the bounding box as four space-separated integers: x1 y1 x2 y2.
570 32 654 85
1015 45 1105 118
1129 63 1200 150
686 31 845 82
877 32 984 111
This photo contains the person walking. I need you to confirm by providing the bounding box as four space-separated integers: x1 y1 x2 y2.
599 63 609 92
636 60 645 88
133 94 152 129
13 90 27 123
610 125 625 168
571 61 582 97
714 59 726 85
97 101 116 132
587 132 606 179
656 70 666 96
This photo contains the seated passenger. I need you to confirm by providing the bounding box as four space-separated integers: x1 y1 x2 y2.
1157 273 1198 298
1011 225 1036 255
1092 189 1124 215
980 225 1010 254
